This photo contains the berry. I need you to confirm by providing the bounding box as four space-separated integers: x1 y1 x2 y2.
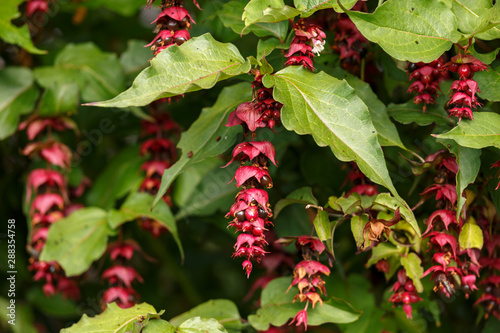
235 210 246 222
245 206 258 221
458 64 471 79
166 19 179 30
404 281 416 292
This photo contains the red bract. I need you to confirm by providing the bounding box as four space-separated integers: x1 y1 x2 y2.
427 232 458 258
285 18 326 71
421 184 457 205
26 169 67 204
294 260 330 278
140 138 176 156
152 7 195 24
109 241 139 261
297 236 325 254
30 193 65 215
102 287 137 309
26 0 49 17
231 166 272 188
18 116 76 140
406 56 447 111
141 160 170 178
226 102 266 132
224 141 277 167
289 309 308 330
102 266 144 288
23 141 72 169
423 209 457 235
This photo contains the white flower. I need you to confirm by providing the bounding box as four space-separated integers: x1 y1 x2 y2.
311 39 325 56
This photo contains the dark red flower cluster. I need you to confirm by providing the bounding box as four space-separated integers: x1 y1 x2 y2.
407 56 447 111
445 54 489 121
284 18 326 71
330 1 369 73
418 151 480 298
139 107 180 236
288 236 330 331
388 269 422 319
145 0 197 55
227 73 283 131
20 115 81 300
25 0 51 17
101 241 144 309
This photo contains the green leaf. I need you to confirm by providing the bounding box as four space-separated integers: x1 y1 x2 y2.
257 38 287 59
347 0 460 62
142 320 176 333
373 193 421 237
169 299 242 332
328 194 362 214
61 303 160 333
474 64 500 101
89 34 250 108
38 83 79 116
469 44 500 65
351 214 369 249
174 165 239 220
459 217 484 250
438 139 481 221
400 253 424 293
274 186 318 217
109 192 183 259
387 99 452 126
219 1 289 41
434 112 500 149
314 210 331 242
452 0 500 40
0 0 45 54
264 66 400 201
40 207 113 276
242 0 301 26
34 43 125 103
330 68 406 149
86 145 145 209
294 0 358 17
0 67 38 140
153 82 251 207
177 317 227 333
26 288 79 318
366 242 401 267
120 40 152 75
248 277 360 330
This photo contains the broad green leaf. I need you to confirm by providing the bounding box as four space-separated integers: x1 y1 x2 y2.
0 67 38 140
373 193 420 237
351 214 368 249
34 43 125 103
174 165 239 220
366 242 401 267
242 0 301 26
257 38 286 60
314 210 331 241
264 66 400 200
452 0 500 40
0 0 45 54
438 139 481 221
40 207 113 276
142 320 176 333
434 112 500 149
61 303 160 333
219 1 289 41
400 253 424 293
38 83 79 116
109 192 183 259
330 68 406 149
459 217 484 250
470 44 500 65
169 299 242 332
86 145 145 209
294 0 358 17
120 40 152 75
177 317 227 333
248 277 361 330
347 0 460 62
387 99 452 126
89 34 250 108
82 0 145 17
274 186 318 217
328 194 362 214
153 82 251 207
474 64 500 101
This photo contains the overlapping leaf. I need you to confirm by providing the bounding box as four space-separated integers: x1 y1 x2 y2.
89 34 250 108
263 66 400 200
400 253 424 293
0 67 38 140
242 0 301 26
0 0 45 54
153 82 252 207
347 0 461 62
459 217 484 250
294 0 358 16
40 207 113 276
61 303 160 333
387 99 452 126
452 0 500 40
34 43 125 103
474 63 500 101
435 112 500 149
